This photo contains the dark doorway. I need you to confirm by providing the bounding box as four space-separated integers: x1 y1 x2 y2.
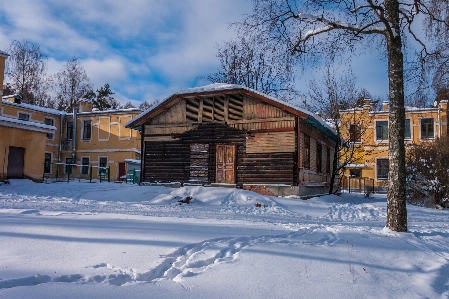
7 147 25 178
118 162 125 181
216 144 235 184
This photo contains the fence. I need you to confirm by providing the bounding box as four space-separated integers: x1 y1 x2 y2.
340 176 375 195
43 162 110 183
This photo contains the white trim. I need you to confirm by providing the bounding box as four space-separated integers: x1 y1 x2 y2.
80 156 90 175
404 118 412 140
18 111 31 121
44 117 56 140
419 117 436 141
98 156 108 175
119 115 132 140
82 119 92 141
98 116 110 142
375 157 389 181
44 152 52 174
60 148 140 154
374 119 389 143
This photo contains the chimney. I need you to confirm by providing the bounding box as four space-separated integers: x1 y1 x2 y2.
363 98 371 111
78 99 93 112
0 50 8 113
382 101 389 111
438 100 448 111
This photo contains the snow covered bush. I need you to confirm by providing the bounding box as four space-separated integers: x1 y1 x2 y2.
406 137 449 208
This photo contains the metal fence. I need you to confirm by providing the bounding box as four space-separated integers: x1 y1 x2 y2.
340 176 376 195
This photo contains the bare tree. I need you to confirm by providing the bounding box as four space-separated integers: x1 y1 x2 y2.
54 57 93 112
121 101 136 109
4 40 51 106
240 0 449 232
307 67 371 194
206 36 298 102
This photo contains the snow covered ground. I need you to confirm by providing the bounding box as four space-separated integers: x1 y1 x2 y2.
0 179 448 298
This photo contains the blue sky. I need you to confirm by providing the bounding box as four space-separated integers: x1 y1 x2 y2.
0 0 390 106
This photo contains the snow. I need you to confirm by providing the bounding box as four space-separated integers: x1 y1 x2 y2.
2 99 66 116
0 116 56 132
0 180 448 298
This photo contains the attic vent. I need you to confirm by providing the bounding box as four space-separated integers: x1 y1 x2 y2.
228 95 243 120
186 98 200 122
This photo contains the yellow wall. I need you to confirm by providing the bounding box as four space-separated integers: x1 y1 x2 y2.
0 126 48 181
339 100 447 187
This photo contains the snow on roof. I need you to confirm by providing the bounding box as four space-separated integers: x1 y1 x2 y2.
0 115 56 132
77 108 141 115
126 83 336 135
124 159 141 164
0 50 8 58
2 98 66 116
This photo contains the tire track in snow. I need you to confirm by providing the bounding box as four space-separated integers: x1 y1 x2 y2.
0 226 339 290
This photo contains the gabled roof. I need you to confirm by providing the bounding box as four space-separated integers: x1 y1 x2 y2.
125 83 336 137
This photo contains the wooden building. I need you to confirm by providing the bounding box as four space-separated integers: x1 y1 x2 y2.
126 84 338 193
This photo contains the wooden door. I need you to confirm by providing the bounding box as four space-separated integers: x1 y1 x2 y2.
7 147 25 178
118 162 125 181
216 144 235 184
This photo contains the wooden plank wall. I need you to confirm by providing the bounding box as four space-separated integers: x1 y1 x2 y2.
246 131 295 153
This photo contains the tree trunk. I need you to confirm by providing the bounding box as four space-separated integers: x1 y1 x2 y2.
385 0 407 232
329 138 340 194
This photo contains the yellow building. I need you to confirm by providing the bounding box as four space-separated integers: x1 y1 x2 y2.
0 50 142 182
339 99 447 191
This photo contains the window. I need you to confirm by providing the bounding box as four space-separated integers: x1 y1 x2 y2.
376 121 388 141
326 147 331 174
82 120 92 140
81 157 89 175
66 121 73 139
350 169 361 178
405 119 411 140
44 118 54 139
316 143 322 173
421 118 434 139
44 153 51 174
99 157 108 175
376 159 389 180
18 112 30 121
349 124 361 142
303 134 310 169
65 158 72 174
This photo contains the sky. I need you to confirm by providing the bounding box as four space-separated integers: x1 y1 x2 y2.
0 0 391 107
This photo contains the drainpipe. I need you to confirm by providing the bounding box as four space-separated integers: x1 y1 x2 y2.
438 108 441 137
58 114 65 163
72 107 77 163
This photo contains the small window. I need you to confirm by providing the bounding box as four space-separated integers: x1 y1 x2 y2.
350 169 361 178
44 153 51 174
44 118 54 139
377 159 389 180
349 124 361 142
99 157 108 175
83 120 92 140
66 121 73 139
405 119 411 140
421 118 434 139
18 112 30 121
81 157 89 175
376 121 388 141
303 134 310 170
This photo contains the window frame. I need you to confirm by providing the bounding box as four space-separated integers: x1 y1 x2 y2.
316 142 322 173
420 117 435 140
66 121 73 140
44 117 55 140
349 123 361 143
376 158 389 181
44 152 52 174
349 169 361 178
375 120 389 142
82 120 92 140
81 157 90 175
404 118 411 140
98 156 108 175
326 147 331 174
18 112 30 121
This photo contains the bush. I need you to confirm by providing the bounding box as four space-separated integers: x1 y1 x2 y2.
406 137 449 208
